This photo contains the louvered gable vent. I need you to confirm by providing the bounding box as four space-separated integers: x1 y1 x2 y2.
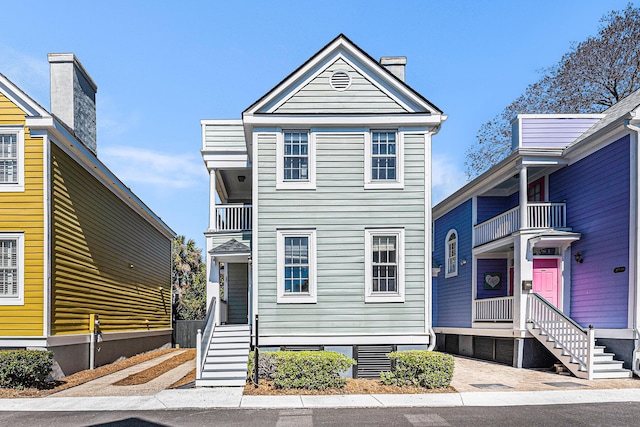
330 70 351 91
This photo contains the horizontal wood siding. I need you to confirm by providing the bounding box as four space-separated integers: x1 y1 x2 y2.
519 118 600 149
476 196 510 223
51 144 171 335
203 123 246 151
476 259 508 299
275 58 407 114
257 131 426 336
0 94 45 336
433 199 473 327
549 135 630 328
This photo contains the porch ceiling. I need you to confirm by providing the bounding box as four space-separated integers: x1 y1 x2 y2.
219 169 252 203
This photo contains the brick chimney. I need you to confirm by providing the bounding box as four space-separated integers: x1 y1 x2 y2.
48 54 98 155
380 56 407 82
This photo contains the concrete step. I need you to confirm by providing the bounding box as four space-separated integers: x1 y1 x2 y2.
202 362 248 372
591 369 633 379
196 378 246 387
201 370 247 380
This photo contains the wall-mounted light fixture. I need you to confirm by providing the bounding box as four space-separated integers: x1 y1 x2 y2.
128 263 135 269
460 259 467 266
574 252 584 263
238 175 246 182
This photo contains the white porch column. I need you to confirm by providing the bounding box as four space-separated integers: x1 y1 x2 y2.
209 169 217 231
207 259 220 325
519 165 528 230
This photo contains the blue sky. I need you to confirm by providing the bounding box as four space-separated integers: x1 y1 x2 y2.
0 0 632 251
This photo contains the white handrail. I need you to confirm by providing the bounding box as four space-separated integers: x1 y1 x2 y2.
196 297 217 379
527 293 592 378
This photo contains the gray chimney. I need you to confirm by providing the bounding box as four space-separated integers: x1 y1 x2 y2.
380 56 407 82
48 53 98 155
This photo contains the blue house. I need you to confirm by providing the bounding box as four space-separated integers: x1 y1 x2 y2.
433 90 640 379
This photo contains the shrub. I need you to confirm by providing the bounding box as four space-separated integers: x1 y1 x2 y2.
0 350 53 389
380 350 454 389
248 350 355 390
248 351 278 381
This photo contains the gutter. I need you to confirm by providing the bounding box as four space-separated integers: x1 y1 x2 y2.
625 119 640 378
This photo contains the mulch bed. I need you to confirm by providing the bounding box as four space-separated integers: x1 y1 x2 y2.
0 348 181 398
243 379 455 395
113 349 195 386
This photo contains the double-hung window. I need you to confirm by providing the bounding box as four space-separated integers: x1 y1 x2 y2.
365 130 403 189
277 229 317 303
0 127 24 191
445 229 458 278
277 130 316 189
365 228 405 302
0 233 24 305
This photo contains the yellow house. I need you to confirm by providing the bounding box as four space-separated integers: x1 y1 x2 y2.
0 54 175 377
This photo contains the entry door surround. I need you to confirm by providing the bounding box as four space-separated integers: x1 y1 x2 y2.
532 258 560 309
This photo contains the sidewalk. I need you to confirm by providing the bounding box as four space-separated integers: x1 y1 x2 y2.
0 355 639 411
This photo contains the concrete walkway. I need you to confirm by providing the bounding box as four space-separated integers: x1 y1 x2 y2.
1 355 639 411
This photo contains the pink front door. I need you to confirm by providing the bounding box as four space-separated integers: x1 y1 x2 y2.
533 258 560 308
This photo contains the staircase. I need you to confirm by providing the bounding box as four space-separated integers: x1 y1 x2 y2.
196 324 250 387
527 293 631 379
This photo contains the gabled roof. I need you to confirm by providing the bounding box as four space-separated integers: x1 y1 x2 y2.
0 72 49 117
243 34 443 117
210 239 251 255
570 88 640 146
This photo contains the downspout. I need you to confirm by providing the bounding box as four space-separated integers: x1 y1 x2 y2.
625 120 640 377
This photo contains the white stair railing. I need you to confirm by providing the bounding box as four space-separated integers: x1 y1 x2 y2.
196 297 217 380
527 293 593 379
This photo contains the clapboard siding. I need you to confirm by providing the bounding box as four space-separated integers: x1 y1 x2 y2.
433 199 473 327
513 117 600 150
256 131 426 335
275 58 407 114
51 144 171 335
0 94 45 336
476 196 511 224
203 122 246 151
549 134 630 328
476 259 508 299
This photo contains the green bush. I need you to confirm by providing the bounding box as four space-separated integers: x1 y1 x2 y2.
248 350 355 390
380 350 454 389
0 350 53 389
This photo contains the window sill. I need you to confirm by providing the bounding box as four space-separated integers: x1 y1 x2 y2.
0 184 25 192
277 294 317 304
365 293 405 303
364 181 404 190
276 182 316 190
0 298 24 306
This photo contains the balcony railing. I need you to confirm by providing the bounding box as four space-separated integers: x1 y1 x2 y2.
216 204 252 232
474 202 566 246
474 296 514 322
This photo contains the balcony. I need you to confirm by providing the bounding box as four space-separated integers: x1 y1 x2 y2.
215 204 252 232
474 202 566 246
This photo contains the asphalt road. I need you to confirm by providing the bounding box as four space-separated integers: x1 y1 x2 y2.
3 402 640 427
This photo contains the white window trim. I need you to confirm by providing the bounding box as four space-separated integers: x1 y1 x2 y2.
0 126 25 192
364 130 404 190
276 229 317 303
445 229 458 278
0 232 25 306
364 228 405 302
276 130 316 190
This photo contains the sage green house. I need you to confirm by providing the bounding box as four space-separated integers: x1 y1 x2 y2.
198 34 446 385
